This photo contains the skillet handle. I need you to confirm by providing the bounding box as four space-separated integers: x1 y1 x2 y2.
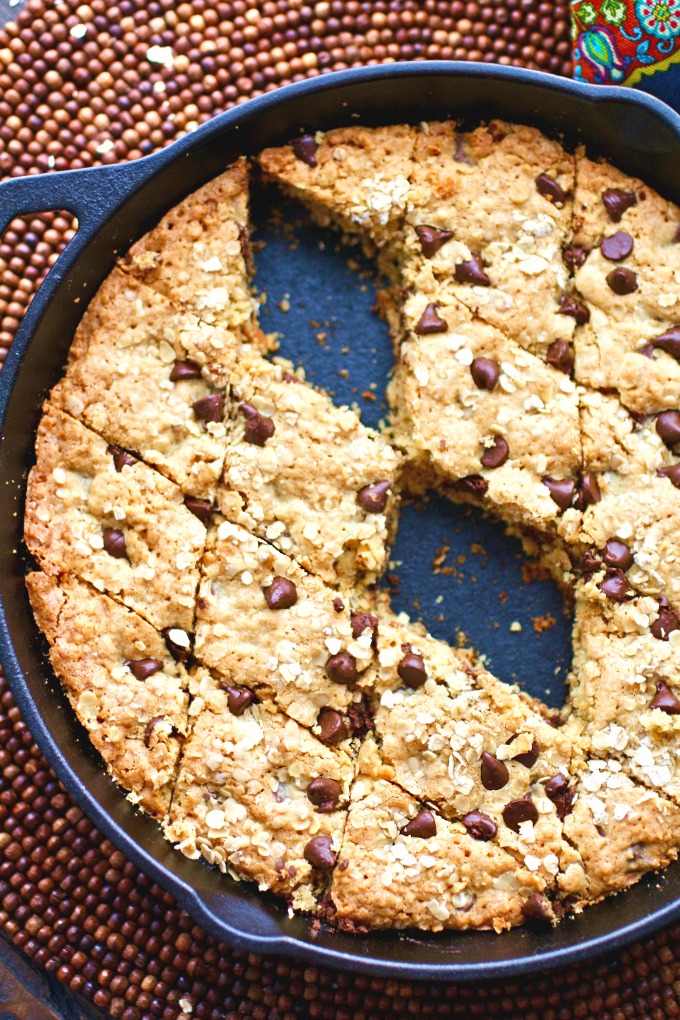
0 158 158 241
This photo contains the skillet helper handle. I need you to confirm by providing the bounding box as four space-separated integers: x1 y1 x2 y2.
0 158 156 242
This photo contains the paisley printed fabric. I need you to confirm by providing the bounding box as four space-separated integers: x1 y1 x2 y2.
573 0 680 106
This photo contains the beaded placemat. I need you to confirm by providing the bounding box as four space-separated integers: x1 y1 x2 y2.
3 2 680 1019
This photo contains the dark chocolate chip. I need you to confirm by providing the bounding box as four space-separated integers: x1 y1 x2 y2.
580 547 601 578
193 393 224 425
143 715 166 747
562 245 590 272
606 267 638 295
350 611 378 640
573 471 601 511
535 173 568 205
545 773 575 820
603 538 634 571
291 134 318 167
470 357 500 391
161 628 192 663
333 598 345 613
599 569 634 602
170 359 202 381
480 751 509 791
651 680 680 714
127 658 162 681
601 231 634 262
183 496 213 525
347 702 374 740
397 645 427 688
415 302 448 335
462 810 497 841
325 651 358 685
512 738 540 768
521 893 553 924
239 402 275 446
357 480 391 514
316 708 348 746
106 444 136 472
650 605 680 641
656 410 680 448
481 436 509 469
454 134 470 163
415 224 454 258
558 294 590 324
502 796 538 832
102 528 128 560
545 338 574 376
303 835 336 870
400 809 437 839
454 474 488 497
454 254 491 287
658 463 680 488
602 188 638 222
542 476 576 510
307 777 343 812
647 326 680 363
223 684 257 716
263 576 298 610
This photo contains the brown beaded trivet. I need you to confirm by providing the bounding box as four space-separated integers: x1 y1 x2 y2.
4 2 680 1019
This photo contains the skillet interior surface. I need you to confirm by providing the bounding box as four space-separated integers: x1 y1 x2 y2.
1 64 680 978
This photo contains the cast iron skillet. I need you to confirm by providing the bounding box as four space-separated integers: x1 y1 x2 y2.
1 63 680 980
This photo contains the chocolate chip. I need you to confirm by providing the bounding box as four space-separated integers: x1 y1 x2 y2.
193 393 224 426
263 576 297 610
291 134 318 167
350 611 377 640
580 547 601 578
558 295 590 324
144 715 166 747
462 810 497 841
481 436 509 469
454 254 491 287
470 357 500 391
303 835 336 871
545 773 575 820
333 598 345 613
502 796 538 832
316 708 348 745
651 679 680 715
307 777 343 812
415 302 447 335
415 224 454 258
162 628 192 663
646 326 680 363
170 359 202 381
325 651 358 685
535 173 568 205
347 702 373 739
542 476 576 510
397 645 427 688
400 809 436 839
656 411 680 448
512 738 540 768
521 893 553 925
454 134 470 163
658 463 680 488
454 474 488 497
357 480 391 514
599 569 634 602
601 231 634 262
573 472 601 511
102 528 128 560
239 402 275 446
606 267 638 295
545 338 574 376
602 188 638 222
603 538 634 571
480 751 509 791
183 496 213 525
562 245 590 272
127 658 162 681
106 444 136 472
223 684 257 716
650 604 680 641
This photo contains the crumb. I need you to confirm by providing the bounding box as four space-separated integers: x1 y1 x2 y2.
532 612 557 634
510 621 522 632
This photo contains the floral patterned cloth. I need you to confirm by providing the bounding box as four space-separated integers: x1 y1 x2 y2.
573 0 680 107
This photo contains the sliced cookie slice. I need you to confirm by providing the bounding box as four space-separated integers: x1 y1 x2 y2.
26 571 189 819
330 774 548 932
578 388 674 478
25 405 205 632
194 518 374 728
165 669 353 906
217 355 401 588
52 269 234 498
